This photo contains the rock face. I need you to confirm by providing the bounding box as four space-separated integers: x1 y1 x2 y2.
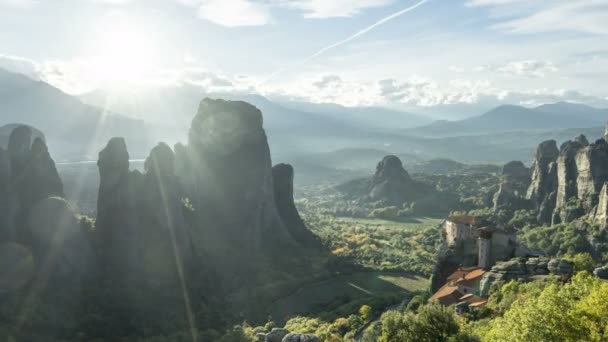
96 137 142 287
272 163 318 246
180 98 289 251
574 139 608 210
523 133 608 227
526 140 559 224
138 142 193 284
480 257 573 295
369 155 416 204
593 182 608 229
0 126 64 242
493 161 530 212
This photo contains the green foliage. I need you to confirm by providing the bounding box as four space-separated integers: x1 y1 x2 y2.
563 252 597 273
480 272 608 342
373 303 463 342
508 209 537 228
520 223 608 260
303 215 442 274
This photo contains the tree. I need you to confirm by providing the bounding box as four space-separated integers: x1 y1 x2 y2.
359 305 372 322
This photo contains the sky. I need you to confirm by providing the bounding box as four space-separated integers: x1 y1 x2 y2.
1 0 608 115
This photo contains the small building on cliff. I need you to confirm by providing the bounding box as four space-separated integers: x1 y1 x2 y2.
441 215 516 270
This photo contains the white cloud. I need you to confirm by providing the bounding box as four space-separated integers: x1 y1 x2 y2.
470 0 608 35
496 60 557 78
0 0 38 9
178 0 272 27
276 0 394 18
198 0 271 27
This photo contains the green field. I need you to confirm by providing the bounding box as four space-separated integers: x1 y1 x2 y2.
268 271 428 321
305 215 443 274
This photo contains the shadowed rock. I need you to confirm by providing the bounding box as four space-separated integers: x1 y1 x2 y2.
96 137 141 287
139 142 192 284
0 242 35 293
26 197 93 283
8 125 32 176
272 163 318 246
180 98 290 250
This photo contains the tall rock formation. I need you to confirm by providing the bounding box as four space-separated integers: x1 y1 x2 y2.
138 142 193 284
178 98 291 252
493 161 530 212
272 163 318 246
1 126 64 242
369 155 416 204
96 137 142 287
574 139 608 210
526 140 559 224
593 182 608 230
525 131 608 226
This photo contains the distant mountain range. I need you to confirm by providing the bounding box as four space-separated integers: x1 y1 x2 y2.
0 68 153 160
3 66 608 173
405 102 608 137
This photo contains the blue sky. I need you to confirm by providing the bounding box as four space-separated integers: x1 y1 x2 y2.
1 0 608 113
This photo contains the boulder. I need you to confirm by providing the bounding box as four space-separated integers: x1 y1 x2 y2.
282 333 320 342
593 265 608 279
266 328 290 342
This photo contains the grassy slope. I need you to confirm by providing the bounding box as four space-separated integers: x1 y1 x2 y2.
267 271 428 321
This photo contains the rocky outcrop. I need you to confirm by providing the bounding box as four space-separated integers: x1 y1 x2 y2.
480 257 573 295
493 161 530 212
574 139 608 210
369 155 417 204
594 264 608 279
272 163 318 246
593 182 608 229
138 142 193 284
555 140 583 212
0 126 64 242
282 334 320 342
180 98 289 251
523 133 608 226
265 328 290 342
526 140 559 224
96 137 142 287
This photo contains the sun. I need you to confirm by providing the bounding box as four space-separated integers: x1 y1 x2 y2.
88 24 161 87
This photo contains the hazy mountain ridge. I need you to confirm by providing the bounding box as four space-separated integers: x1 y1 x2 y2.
406 102 608 138
0 68 153 160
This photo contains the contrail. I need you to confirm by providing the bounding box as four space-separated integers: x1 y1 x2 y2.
261 0 431 84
